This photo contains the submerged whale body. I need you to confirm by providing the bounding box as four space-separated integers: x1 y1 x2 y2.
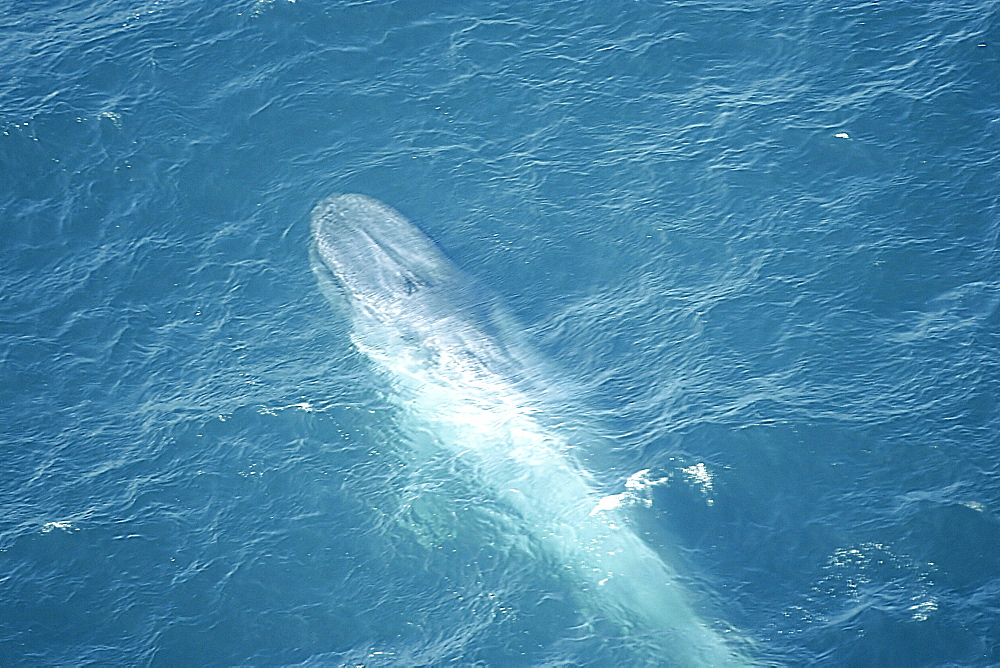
311 194 750 666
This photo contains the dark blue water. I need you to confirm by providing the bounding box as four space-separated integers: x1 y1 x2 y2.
2 1 998 665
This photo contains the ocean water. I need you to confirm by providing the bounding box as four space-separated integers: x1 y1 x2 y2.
2 0 998 665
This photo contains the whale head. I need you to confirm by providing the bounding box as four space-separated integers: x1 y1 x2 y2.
310 193 459 322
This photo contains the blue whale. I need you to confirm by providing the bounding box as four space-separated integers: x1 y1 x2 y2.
311 194 750 666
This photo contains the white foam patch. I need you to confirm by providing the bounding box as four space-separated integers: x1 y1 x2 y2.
41 521 76 532
590 469 671 516
680 463 716 506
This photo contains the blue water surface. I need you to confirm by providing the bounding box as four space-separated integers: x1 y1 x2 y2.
2 0 998 665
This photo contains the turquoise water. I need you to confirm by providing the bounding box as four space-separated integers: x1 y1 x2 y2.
2 1 998 665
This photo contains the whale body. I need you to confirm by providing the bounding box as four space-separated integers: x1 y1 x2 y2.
310 194 749 666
